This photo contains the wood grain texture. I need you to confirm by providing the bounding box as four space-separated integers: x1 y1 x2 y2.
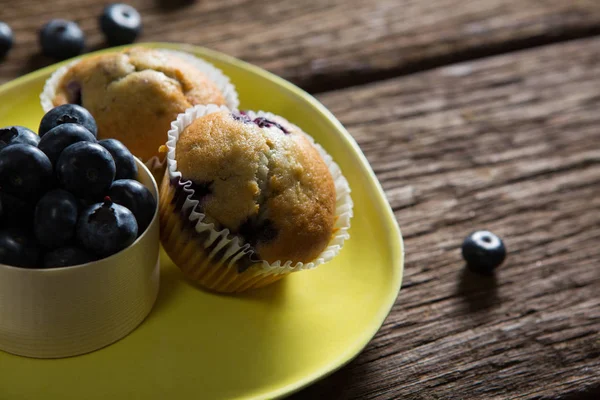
1 0 600 91
289 37 600 399
1 1 599 398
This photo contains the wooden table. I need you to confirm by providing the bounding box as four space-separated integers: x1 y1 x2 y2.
1 1 599 398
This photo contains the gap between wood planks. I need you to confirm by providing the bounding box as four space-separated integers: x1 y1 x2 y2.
306 26 600 95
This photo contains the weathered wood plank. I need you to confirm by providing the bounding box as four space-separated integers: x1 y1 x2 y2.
1 0 600 90
290 37 600 399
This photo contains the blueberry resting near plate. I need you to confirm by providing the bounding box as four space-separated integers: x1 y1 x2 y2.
100 3 142 46
0 144 53 199
39 104 98 138
0 229 40 268
39 123 96 166
56 142 116 199
34 189 79 249
99 139 138 180
107 179 155 235
76 197 138 258
39 19 85 60
0 126 40 149
462 230 506 275
43 246 95 268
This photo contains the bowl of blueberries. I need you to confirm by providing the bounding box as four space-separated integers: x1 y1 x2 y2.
0 104 159 359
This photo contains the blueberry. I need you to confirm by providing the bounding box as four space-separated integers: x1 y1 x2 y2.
39 104 97 138
56 142 115 199
100 3 142 46
253 117 289 134
43 246 95 268
98 139 138 180
232 113 290 134
462 230 506 275
0 229 40 268
0 126 40 149
0 144 53 199
107 179 155 235
38 123 96 166
34 189 79 249
64 80 82 105
39 19 85 60
0 191 35 228
0 22 13 58
76 197 138 258
238 218 278 247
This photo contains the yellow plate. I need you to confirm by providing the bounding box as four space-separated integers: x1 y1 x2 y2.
0 43 403 400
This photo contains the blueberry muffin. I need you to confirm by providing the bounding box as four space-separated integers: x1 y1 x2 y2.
42 47 238 162
159 105 352 293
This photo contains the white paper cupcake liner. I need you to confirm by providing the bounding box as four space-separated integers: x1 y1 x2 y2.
164 104 353 276
39 48 240 171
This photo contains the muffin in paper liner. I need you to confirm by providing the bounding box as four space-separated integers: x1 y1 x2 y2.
159 104 353 292
40 48 240 177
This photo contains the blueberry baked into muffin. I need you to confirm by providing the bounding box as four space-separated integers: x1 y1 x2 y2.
41 47 238 163
159 105 352 293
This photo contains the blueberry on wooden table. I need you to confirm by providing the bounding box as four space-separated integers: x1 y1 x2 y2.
0 126 40 149
0 21 13 59
462 230 506 275
0 229 41 268
76 197 138 258
39 19 85 60
99 139 138 180
0 144 53 199
56 142 116 199
100 3 142 46
43 246 95 268
34 189 79 249
39 123 96 166
39 104 97 138
107 179 156 236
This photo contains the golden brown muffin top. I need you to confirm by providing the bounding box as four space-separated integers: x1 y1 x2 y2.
175 111 336 264
52 47 226 160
